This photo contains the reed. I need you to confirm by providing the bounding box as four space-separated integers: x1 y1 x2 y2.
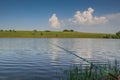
62 60 120 80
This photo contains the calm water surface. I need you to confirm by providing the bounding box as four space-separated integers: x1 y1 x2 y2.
0 38 120 80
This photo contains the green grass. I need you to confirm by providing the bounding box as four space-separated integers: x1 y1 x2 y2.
0 31 114 38
62 60 120 80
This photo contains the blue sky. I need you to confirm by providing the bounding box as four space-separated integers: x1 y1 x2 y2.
0 0 120 33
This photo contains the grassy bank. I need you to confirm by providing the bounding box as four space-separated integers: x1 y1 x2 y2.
0 31 114 38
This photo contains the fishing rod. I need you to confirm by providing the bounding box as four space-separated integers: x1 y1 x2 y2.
52 43 118 80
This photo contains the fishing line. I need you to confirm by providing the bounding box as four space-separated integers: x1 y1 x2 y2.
52 43 118 80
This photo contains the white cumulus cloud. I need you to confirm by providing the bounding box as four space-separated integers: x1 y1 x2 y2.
49 13 61 28
70 7 108 25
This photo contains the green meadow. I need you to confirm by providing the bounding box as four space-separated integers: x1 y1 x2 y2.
0 30 114 38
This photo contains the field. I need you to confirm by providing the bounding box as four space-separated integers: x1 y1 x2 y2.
0 31 114 38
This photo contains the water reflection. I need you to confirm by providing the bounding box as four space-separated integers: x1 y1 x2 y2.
65 39 93 64
0 38 119 80
48 39 93 64
72 39 92 58
49 39 59 61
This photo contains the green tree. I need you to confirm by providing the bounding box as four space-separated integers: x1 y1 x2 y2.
33 30 37 32
63 29 69 32
56 34 58 37
70 29 74 32
45 30 51 32
63 29 74 32
13 29 16 32
0 30 3 32
9 30 12 32
41 32 43 36
116 31 120 37
115 31 120 39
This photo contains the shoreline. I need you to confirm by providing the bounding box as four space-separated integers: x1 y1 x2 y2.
0 31 116 38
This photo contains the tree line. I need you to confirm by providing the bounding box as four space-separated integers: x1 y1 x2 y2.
0 29 16 32
1 29 119 39
0 29 74 32
103 31 120 39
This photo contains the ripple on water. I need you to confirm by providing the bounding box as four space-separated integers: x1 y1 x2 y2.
0 38 120 80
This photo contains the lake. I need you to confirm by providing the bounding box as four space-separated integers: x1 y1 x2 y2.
0 38 120 80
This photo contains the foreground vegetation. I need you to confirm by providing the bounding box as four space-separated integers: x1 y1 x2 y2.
0 30 114 38
62 60 120 80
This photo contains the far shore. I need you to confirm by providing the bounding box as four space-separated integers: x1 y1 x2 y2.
0 30 116 38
